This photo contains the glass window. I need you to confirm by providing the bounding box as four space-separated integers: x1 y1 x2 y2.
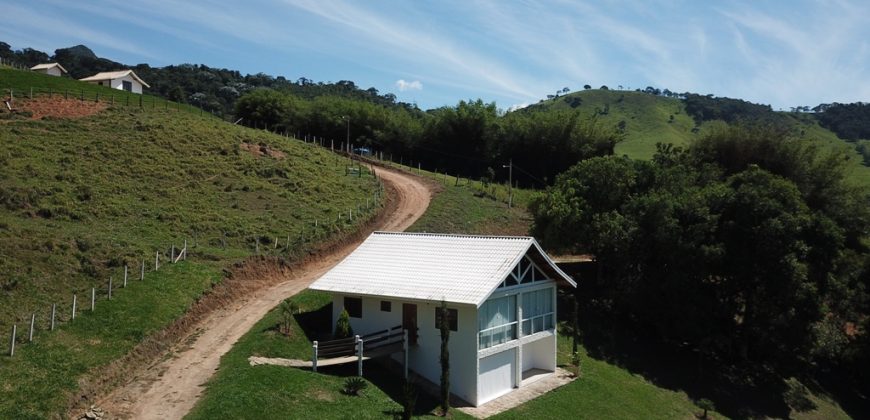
435 307 458 331
478 295 517 349
344 297 362 318
521 288 554 335
380 301 391 312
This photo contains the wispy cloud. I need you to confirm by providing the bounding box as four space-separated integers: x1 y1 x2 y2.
2 0 868 109
395 79 422 91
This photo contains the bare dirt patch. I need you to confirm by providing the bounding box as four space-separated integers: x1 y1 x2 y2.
240 142 286 159
13 97 108 120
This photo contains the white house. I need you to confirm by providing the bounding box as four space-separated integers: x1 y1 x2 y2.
79 70 150 94
30 63 67 77
309 232 577 406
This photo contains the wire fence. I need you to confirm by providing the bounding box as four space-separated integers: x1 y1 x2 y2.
3 140 386 357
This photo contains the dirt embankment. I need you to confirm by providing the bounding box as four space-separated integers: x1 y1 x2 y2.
85 165 434 419
5 97 108 120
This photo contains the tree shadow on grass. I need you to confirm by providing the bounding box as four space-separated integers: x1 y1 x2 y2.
574 315 868 419
293 301 333 342
317 362 444 418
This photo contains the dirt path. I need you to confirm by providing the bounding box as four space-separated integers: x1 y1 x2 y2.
99 166 432 419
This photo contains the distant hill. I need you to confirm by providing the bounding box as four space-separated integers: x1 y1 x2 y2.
526 88 870 185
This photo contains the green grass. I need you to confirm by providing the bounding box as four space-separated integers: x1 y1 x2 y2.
0 81 382 416
0 262 220 419
376 160 536 236
409 183 533 236
0 67 204 115
187 290 466 420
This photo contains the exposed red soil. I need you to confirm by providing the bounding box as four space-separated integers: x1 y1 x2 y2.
11 97 108 119
239 142 287 159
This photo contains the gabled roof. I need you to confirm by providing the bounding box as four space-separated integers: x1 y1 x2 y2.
30 63 67 73
309 232 576 306
79 70 150 88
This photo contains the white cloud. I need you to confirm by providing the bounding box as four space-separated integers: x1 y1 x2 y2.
395 79 422 91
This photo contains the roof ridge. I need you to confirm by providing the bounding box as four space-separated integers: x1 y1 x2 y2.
373 231 532 240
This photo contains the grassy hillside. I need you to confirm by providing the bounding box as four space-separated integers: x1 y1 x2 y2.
0 75 382 416
533 89 870 186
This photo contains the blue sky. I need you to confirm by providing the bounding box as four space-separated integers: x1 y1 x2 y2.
2 0 868 110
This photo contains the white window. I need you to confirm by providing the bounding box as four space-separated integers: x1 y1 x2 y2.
521 288 554 335
478 295 517 349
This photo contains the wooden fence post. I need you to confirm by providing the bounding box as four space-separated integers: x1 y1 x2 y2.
155 251 159 270
312 341 318 372
28 313 35 342
124 265 128 288
9 325 15 357
141 261 145 280
108 277 112 300
356 336 364 376
91 288 95 311
50 304 56 331
72 294 77 320
184 239 188 260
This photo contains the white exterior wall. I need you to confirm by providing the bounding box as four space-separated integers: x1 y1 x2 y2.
521 335 556 372
36 67 62 76
329 294 478 404
109 75 143 94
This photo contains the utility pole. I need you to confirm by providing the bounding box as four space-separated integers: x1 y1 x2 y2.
503 159 513 208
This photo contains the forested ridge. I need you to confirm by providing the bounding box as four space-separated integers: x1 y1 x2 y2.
532 126 870 412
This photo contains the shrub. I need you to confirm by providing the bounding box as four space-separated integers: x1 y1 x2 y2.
279 299 299 335
342 377 367 396
696 398 714 419
334 308 353 338
570 351 581 377
783 378 815 412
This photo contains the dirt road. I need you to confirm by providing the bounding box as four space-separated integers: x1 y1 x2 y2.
100 166 432 419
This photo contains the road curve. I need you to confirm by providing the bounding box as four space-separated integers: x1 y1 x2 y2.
101 165 433 419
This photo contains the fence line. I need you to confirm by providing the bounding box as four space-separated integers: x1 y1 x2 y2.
3 106 394 357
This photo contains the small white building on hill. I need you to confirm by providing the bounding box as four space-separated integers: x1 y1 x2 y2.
309 232 577 406
30 63 67 77
79 70 149 94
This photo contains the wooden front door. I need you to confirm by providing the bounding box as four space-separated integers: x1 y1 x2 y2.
402 303 418 345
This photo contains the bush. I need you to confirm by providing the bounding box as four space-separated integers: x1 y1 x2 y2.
783 378 815 412
342 377 367 396
279 299 299 335
570 351 581 378
695 398 714 419
334 308 353 339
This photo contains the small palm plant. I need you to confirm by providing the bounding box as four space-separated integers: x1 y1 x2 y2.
343 377 367 396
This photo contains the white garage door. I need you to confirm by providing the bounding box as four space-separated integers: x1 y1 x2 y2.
478 349 516 405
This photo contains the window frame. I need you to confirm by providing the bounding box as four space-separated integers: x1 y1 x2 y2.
435 307 458 331
380 300 391 312
344 296 362 318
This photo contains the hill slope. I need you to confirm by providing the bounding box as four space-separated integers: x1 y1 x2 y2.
529 89 870 185
0 69 382 417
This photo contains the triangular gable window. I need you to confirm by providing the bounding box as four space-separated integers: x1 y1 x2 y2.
533 266 548 282
520 257 534 284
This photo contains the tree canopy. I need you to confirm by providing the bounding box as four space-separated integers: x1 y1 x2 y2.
531 124 870 374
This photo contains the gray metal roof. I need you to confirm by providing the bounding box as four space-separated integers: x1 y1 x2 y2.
309 232 576 306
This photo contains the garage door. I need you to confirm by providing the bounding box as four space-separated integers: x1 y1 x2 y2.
478 349 516 405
